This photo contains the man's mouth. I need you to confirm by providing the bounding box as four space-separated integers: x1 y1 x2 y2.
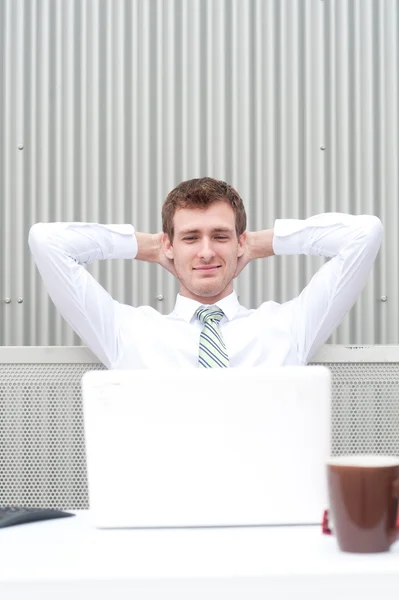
193 265 221 271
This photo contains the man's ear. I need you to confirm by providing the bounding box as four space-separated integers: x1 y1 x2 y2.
237 232 247 257
162 233 174 259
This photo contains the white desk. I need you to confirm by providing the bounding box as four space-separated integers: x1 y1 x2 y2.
0 511 398 600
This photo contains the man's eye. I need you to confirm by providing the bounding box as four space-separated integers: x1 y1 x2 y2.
215 236 228 240
184 237 197 241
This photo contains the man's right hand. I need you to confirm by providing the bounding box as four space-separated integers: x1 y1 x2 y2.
135 232 177 277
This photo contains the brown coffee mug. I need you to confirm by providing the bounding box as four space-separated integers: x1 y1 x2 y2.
326 455 399 553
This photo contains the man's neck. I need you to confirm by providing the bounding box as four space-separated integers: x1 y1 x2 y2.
179 286 234 305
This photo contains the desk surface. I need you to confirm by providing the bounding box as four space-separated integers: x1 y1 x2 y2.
1 511 399 600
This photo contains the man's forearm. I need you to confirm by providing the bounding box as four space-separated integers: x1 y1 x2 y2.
272 214 383 258
135 232 162 262
247 229 275 259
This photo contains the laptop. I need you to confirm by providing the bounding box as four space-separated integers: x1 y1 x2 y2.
82 366 331 528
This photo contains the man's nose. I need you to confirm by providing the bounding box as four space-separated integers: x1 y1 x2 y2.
198 239 216 260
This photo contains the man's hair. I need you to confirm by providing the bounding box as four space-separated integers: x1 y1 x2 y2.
162 177 247 242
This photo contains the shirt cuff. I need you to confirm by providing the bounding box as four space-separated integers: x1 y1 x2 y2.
106 224 138 259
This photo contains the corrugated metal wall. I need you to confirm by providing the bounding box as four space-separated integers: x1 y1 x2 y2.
1 0 397 346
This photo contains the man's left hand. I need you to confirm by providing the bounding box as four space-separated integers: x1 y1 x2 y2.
234 229 275 278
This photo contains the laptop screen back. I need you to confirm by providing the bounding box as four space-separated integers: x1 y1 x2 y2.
82 366 330 528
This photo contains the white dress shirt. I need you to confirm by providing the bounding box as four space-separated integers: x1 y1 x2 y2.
28 214 383 369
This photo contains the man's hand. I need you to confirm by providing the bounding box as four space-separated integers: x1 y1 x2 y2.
235 229 275 278
154 232 177 277
135 232 177 277
234 241 253 278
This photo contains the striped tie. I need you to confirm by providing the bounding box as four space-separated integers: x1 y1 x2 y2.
195 306 229 368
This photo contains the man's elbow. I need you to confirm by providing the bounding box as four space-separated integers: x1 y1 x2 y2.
28 223 47 256
360 215 384 248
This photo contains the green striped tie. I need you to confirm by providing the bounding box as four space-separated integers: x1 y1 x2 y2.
195 306 229 368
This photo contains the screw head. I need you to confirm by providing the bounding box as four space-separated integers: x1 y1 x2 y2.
18 144 24 150
156 295 164 301
4 298 11 304
320 145 326 151
380 296 388 302
17 297 23 303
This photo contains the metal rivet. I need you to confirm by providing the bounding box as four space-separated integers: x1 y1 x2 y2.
380 296 388 302
4 298 11 304
156 295 164 301
17 297 23 303
320 145 325 151
18 144 24 150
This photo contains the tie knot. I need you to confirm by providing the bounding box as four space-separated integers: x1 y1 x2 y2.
195 306 225 325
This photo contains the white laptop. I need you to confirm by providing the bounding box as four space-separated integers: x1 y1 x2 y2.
82 366 331 528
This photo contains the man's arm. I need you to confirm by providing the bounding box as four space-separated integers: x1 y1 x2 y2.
136 232 177 276
234 229 275 277
29 222 138 368
261 213 383 363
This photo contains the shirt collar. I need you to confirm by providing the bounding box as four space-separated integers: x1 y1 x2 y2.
173 290 241 323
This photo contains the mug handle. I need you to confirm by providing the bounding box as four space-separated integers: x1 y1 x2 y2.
390 478 399 543
322 509 332 535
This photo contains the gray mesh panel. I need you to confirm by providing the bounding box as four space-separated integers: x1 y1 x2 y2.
1 361 399 510
0 363 105 509
323 362 399 456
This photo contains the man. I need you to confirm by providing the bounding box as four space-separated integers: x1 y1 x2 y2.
29 177 383 369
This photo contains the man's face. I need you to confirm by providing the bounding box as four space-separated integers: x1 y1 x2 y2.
163 201 246 304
